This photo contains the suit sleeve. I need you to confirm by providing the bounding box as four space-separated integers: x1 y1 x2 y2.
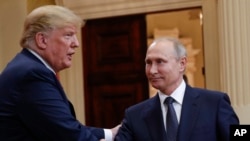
115 109 134 141
217 94 239 141
17 70 103 141
68 101 105 139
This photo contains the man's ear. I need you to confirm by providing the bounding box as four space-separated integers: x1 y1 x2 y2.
35 32 47 49
180 56 187 71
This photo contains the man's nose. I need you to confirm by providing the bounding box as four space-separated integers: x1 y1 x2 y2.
72 35 79 48
149 63 158 74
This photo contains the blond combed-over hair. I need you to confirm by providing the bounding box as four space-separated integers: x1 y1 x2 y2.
20 5 83 48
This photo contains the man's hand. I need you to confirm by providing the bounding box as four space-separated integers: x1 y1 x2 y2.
111 124 121 139
99 139 105 141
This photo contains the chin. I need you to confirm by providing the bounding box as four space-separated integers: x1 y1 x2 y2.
61 65 71 70
64 62 72 67
151 84 160 90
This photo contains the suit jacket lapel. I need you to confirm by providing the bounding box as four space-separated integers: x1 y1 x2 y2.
177 85 200 141
21 48 76 117
143 94 167 141
53 75 67 100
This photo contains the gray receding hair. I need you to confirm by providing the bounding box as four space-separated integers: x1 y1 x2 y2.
149 37 187 60
20 5 83 48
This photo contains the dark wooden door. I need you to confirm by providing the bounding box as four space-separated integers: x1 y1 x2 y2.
82 14 149 128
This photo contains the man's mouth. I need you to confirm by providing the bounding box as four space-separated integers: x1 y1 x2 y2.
150 77 161 82
67 53 74 60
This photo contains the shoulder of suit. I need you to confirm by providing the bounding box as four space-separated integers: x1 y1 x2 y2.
126 95 157 112
191 87 227 99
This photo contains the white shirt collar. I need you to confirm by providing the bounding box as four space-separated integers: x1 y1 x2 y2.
26 48 56 74
158 79 186 105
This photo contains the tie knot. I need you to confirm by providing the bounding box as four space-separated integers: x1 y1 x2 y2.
164 97 175 105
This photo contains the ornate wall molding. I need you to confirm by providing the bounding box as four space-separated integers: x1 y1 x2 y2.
55 0 201 19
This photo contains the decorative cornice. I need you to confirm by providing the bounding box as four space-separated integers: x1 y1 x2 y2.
55 0 202 20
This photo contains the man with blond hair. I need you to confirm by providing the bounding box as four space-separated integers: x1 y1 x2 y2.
0 5 119 141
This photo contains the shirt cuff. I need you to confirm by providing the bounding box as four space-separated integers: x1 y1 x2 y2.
104 129 113 141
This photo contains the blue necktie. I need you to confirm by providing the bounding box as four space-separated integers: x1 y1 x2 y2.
165 97 178 141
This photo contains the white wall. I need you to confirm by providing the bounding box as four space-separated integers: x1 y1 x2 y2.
0 1 26 72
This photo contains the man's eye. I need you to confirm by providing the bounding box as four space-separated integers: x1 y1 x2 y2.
65 32 74 37
66 34 72 37
64 34 72 40
145 61 151 65
157 60 163 64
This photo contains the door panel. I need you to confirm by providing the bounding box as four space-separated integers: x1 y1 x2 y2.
82 15 149 128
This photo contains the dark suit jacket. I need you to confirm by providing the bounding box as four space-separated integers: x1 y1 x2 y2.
0 49 104 141
115 85 239 141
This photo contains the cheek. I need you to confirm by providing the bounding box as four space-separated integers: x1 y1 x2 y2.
57 41 70 53
145 67 149 73
160 67 176 79
158 66 168 74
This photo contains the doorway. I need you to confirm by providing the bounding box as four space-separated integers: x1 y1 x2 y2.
82 14 149 128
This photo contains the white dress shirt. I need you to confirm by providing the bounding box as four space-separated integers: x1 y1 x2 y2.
27 48 55 74
158 80 186 130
